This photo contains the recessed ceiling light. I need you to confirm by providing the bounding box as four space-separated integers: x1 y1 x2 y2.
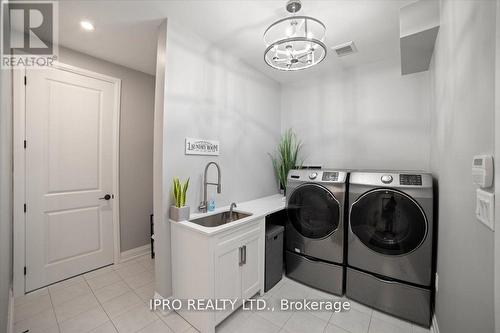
80 20 95 31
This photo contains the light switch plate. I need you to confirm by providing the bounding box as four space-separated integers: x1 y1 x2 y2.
476 189 495 231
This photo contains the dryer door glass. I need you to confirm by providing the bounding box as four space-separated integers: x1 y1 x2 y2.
287 184 340 239
350 189 427 255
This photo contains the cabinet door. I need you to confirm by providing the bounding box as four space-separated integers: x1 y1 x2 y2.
241 230 262 299
215 238 242 323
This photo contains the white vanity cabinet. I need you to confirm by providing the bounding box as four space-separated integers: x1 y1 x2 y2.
171 217 265 333
215 225 262 323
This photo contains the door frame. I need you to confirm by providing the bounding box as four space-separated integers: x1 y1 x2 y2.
13 62 122 297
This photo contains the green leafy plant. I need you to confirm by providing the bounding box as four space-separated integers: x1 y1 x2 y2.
269 129 303 190
172 177 190 208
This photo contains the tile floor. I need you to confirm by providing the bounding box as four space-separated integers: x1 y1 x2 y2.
14 255 431 333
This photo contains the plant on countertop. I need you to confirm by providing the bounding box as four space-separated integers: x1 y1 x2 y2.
269 128 303 191
172 177 190 208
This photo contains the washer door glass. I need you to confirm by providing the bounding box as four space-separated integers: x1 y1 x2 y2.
287 184 340 239
350 189 427 255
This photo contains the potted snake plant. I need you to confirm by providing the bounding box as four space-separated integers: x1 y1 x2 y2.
170 177 190 221
269 128 303 195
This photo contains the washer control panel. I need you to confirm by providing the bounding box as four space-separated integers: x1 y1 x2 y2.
322 172 339 182
288 170 347 183
399 174 422 186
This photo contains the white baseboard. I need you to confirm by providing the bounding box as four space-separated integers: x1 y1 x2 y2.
153 291 170 300
431 314 440 333
152 292 174 315
7 288 14 333
119 244 151 263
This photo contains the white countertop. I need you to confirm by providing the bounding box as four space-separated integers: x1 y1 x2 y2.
171 194 286 235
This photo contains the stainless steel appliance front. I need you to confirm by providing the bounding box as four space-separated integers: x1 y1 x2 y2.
285 169 347 295
346 171 434 327
347 172 433 285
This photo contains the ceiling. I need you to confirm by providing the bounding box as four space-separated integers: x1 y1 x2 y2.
57 0 415 82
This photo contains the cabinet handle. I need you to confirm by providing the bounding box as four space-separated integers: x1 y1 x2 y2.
242 245 246 265
239 247 243 266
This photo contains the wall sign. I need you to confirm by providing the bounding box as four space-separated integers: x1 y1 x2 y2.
185 138 220 156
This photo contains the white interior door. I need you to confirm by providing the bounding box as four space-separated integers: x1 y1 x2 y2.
25 66 118 292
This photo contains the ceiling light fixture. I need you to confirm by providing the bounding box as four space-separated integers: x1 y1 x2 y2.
80 20 95 31
264 0 327 71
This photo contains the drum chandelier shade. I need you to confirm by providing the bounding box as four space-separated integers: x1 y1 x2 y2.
264 0 327 71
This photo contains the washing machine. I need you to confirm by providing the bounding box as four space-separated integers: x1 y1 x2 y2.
285 169 347 296
346 171 434 327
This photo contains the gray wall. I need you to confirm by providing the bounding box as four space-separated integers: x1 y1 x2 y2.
496 2 500 332
0 33 13 333
0 2 13 328
430 1 496 332
58 47 155 252
281 59 431 171
155 20 281 298
0 70 13 333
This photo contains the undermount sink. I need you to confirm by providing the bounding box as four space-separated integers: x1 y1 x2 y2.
189 210 252 228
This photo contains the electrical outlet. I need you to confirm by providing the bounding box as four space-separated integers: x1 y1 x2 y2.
435 273 438 292
476 189 495 231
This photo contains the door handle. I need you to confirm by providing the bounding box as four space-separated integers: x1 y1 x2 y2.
242 245 246 265
99 194 112 200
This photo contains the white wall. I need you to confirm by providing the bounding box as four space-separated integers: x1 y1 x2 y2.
153 19 169 300
58 47 156 252
164 24 282 209
155 20 281 297
430 1 496 332
281 59 431 170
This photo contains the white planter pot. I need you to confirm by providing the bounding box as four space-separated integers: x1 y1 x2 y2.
170 205 190 221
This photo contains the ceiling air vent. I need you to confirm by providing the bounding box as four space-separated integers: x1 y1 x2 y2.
332 41 357 57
